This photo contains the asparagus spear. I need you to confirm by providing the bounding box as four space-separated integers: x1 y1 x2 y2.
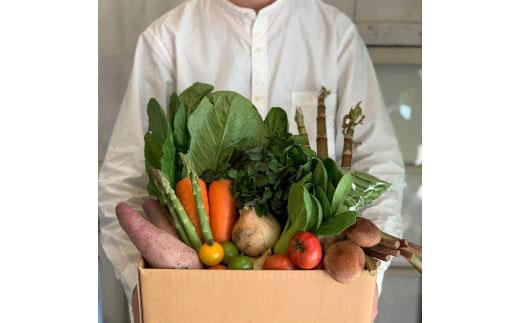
180 154 213 243
158 193 190 245
151 168 202 251
316 86 331 158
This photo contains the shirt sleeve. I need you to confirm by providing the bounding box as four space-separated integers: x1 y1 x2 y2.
98 29 175 301
334 15 405 294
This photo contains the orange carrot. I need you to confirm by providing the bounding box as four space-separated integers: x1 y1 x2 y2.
175 177 210 240
209 179 236 243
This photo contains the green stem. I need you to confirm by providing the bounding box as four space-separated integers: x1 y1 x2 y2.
151 168 202 251
180 154 213 243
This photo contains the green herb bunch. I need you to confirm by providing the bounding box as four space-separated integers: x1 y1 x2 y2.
227 108 315 224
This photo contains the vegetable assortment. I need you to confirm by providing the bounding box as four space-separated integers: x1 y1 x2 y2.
117 82 421 284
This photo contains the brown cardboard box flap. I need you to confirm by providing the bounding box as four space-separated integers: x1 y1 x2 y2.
138 258 375 323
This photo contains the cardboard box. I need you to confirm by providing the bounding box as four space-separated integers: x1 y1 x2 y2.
138 258 375 323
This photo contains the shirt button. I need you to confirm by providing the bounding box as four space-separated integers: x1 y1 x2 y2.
254 96 260 101
255 47 261 53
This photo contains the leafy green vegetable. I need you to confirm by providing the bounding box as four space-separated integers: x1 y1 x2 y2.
187 92 264 174
314 210 357 236
144 99 175 198
229 108 312 222
263 107 290 149
308 194 323 232
274 184 313 254
315 186 332 220
168 92 181 127
178 82 214 114
322 157 343 186
311 158 328 189
331 173 353 214
172 102 189 153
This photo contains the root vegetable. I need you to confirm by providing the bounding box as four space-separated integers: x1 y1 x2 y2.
369 244 400 257
324 241 365 284
142 198 178 238
232 207 281 257
263 254 295 270
365 254 379 276
115 202 202 269
209 179 237 243
343 217 381 247
319 235 342 253
363 248 391 262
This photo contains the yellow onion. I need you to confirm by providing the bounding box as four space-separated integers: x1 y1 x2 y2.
232 207 280 257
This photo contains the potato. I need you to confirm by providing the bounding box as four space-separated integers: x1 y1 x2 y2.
324 240 365 284
319 235 342 253
142 198 178 238
116 202 202 269
343 217 381 247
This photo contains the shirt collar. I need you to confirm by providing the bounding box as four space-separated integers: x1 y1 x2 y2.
216 0 287 19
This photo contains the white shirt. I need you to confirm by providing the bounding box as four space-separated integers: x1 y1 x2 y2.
99 0 405 301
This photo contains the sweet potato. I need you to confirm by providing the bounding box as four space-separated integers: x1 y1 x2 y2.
116 202 202 269
324 240 365 284
142 198 178 238
343 217 381 247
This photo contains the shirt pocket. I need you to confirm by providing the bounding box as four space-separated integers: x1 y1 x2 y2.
289 91 337 159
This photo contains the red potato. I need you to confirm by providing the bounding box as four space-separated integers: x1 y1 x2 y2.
116 202 202 269
343 217 381 247
142 198 178 238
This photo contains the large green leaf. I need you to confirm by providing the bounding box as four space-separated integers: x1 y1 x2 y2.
144 99 175 197
274 183 312 254
187 92 264 174
178 82 214 114
331 173 353 215
263 107 289 144
315 211 357 236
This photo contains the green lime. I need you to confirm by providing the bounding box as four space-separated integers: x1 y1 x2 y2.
227 255 254 270
221 241 239 265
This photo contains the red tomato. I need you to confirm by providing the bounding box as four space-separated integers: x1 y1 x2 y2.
263 254 295 270
209 264 227 270
287 231 322 269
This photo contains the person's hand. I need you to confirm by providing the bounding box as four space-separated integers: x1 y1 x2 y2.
372 285 379 322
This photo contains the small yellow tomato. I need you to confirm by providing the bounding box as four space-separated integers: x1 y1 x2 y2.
198 240 224 266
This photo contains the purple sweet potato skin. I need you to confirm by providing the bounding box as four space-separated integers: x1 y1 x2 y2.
116 202 202 269
142 198 178 238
